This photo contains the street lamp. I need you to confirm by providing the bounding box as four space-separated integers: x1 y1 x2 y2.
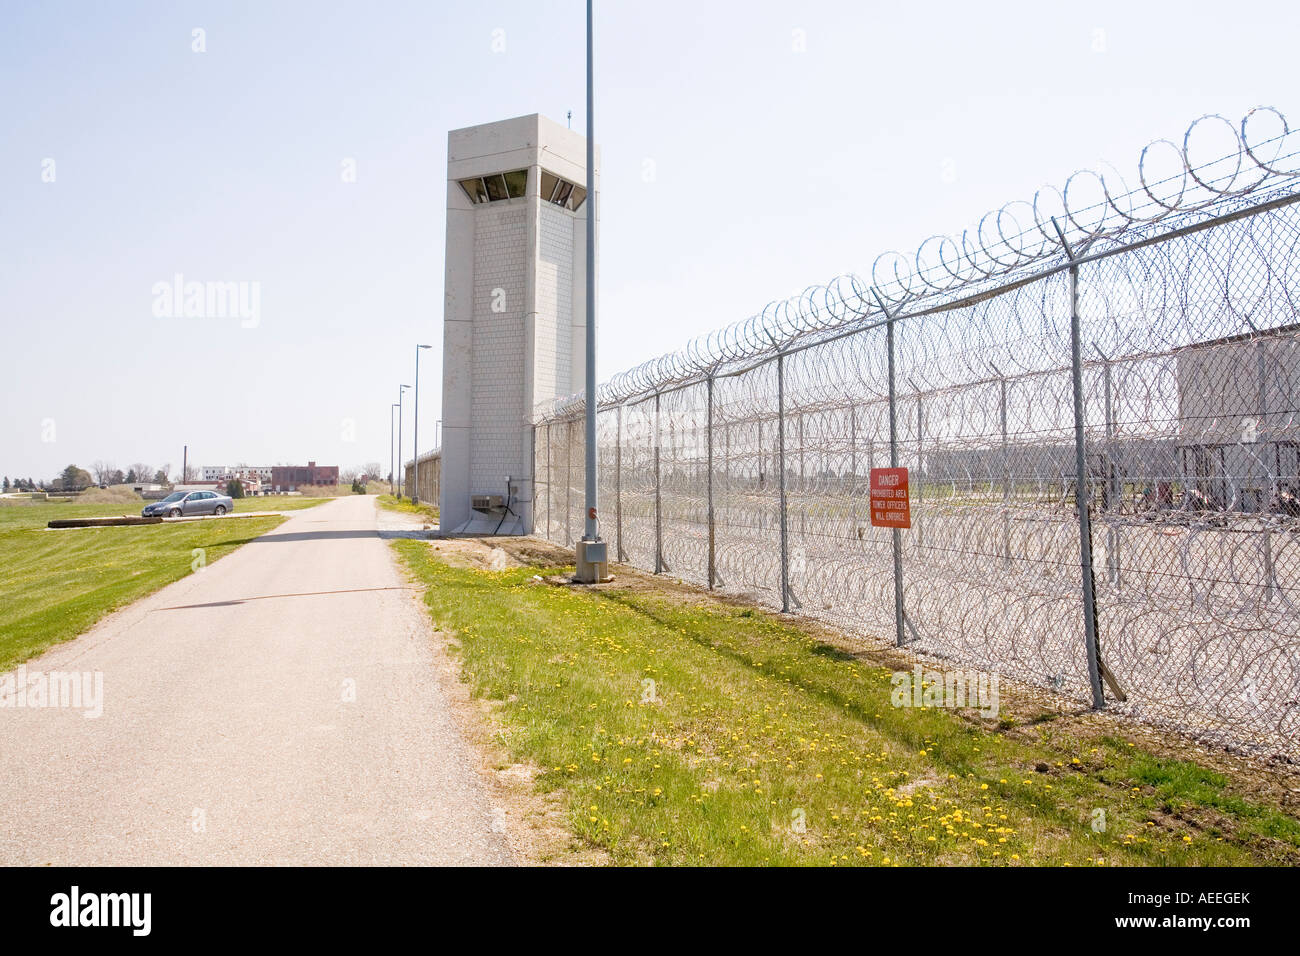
397 383 411 499
413 345 433 505
390 402 400 494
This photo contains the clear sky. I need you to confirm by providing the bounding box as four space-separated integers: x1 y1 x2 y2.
1 0 1294 482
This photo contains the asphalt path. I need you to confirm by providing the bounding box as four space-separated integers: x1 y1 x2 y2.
0 495 509 865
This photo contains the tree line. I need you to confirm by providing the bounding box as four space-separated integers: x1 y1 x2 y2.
2 462 172 493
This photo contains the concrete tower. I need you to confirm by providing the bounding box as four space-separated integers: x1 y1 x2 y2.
439 114 597 534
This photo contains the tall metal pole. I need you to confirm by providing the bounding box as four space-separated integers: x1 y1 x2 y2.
397 384 410 499
413 345 431 504
582 0 599 544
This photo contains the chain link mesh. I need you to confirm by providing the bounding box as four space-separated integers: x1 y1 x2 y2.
533 110 1300 758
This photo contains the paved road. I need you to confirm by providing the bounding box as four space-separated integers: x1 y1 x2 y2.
0 496 509 865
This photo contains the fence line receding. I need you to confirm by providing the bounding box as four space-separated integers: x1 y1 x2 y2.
533 108 1300 760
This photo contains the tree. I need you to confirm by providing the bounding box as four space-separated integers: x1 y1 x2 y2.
155 466 171 486
108 469 125 486
2 476 9 491
90 461 114 486
226 479 245 499
60 465 92 491
129 464 153 485
125 468 137 484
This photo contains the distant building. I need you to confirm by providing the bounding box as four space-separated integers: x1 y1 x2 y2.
271 461 339 492
201 465 272 483
1176 323 1300 511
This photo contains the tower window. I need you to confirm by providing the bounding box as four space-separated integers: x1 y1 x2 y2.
458 177 489 204
458 168 527 204
540 170 588 211
459 168 586 210
503 169 527 198
484 173 509 202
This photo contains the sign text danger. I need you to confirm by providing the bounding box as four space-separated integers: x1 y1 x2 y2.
869 467 911 529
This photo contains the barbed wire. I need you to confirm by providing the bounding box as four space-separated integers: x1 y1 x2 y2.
537 107 1299 422
533 109 1300 758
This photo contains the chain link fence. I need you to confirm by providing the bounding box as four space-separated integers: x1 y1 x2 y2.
533 109 1300 759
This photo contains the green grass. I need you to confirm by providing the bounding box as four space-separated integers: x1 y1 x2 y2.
0 501 284 671
391 540 1300 867
376 494 439 523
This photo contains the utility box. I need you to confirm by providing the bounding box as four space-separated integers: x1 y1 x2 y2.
439 114 599 536
575 539 612 584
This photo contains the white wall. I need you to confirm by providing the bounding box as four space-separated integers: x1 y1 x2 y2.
439 113 596 534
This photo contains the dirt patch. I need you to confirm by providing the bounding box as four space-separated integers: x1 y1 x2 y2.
427 538 526 571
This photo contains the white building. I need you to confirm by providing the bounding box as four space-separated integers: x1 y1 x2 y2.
201 465 272 482
439 114 597 534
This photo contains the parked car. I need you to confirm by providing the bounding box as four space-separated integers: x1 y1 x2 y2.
142 490 234 518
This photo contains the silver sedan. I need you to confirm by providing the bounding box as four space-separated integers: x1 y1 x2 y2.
142 490 234 518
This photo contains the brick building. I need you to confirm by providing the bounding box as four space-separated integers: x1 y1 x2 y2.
271 461 338 492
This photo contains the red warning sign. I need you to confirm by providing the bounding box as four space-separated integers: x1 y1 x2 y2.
869 467 911 529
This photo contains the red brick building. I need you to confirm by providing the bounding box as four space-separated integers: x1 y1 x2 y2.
271 461 339 492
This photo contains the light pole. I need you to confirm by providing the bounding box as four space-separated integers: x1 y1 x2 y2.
397 384 411 499
574 0 607 583
413 345 432 505
390 402 400 494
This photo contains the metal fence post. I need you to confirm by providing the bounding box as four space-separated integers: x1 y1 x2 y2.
654 392 664 574
777 353 790 612
915 388 924 551
1100 348 1121 587
707 375 717 590
615 404 624 562
724 421 731 525
998 367 1011 564
565 418 573 547
546 422 552 541
874 289 906 647
1053 220 1106 710
849 403 858 494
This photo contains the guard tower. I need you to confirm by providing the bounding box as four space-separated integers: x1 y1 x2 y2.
439 114 597 534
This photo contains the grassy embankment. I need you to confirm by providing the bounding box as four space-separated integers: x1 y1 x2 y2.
0 500 286 670
391 540 1300 867
376 494 439 523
